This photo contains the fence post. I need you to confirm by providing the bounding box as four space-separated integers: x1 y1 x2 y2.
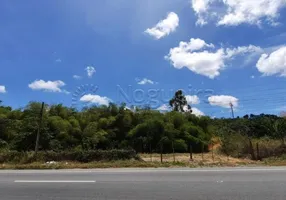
160 144 163 163
189 145 193 161
172 141 175 162
212 141 214 162
201 143 204 161
150 144 152 162
256 142 261 161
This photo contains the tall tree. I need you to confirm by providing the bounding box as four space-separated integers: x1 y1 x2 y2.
169 90 192 113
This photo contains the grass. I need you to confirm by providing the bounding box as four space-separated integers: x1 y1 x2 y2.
0 160 191 169
0 152 260 169
140 152 256 166
263 154 286 166
1 151 286 169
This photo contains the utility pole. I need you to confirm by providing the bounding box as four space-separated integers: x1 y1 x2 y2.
230 102 234 119
35 102 45 154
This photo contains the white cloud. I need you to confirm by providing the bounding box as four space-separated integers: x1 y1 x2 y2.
73 75 82 80
0 85 6 93
191 0 286 26
124 106 137 111
28 80 66 93
208 95 239 108
157 104 170 111
191 0 212 25
85 66 96 78
186 95 200 104
137 78 155 85
218 0 286 26
80 94 111 106
178 38 215 51
192 107 205 116
225 45 263 58
256 46 286 77
165 38 261 79
145 12 179 39
55 58 62 63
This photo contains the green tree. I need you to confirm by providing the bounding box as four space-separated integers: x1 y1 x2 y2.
169 90 192 113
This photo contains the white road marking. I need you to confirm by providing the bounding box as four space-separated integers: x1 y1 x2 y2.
14 180 96 183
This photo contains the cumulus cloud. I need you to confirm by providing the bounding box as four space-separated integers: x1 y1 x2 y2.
186 95 200 104
165 38 261 79
157 104 171 112
256 46 286 77
208 95 239 108
137 78 155 85
191 0 212 25
191 0 286 26
28 80 67 93
0 85 6 93
85 66 96 78
73 75 82 80
80 94 111 106
145 12 179 39
192 107 205 116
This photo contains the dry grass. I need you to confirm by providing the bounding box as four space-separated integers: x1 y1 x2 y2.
1 152 285 169
263 154 286 166
140 152 256 167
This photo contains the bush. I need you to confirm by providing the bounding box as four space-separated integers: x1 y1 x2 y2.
0 149 139 164
0 139 8 149
220 133 250 158
174 139 187 152
253 138 286 159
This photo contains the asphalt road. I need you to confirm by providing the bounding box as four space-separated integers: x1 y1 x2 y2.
1 167 286 200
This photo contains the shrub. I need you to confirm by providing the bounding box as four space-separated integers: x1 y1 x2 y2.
173 139 187 152
220 133 250 158
0 149 139 164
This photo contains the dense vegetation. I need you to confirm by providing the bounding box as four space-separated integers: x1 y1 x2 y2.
0 100 211 153
0 91 286 161
0 149 138 164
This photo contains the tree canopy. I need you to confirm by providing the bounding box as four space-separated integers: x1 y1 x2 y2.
0 99 285 153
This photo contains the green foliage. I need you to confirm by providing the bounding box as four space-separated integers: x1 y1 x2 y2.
169 90 191 113
173 139 187 152
273 119 286 145
0 149 138 164
220 133 249 158
1 99 285 159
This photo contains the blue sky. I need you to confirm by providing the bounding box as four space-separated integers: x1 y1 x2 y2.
1 0 286 118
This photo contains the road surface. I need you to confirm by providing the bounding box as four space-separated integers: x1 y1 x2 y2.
1 167 286 200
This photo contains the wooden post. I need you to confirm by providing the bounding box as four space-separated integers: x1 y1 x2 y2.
172 141 175 162
256 142 261 161
160 144 163 163
212 141 214 162
201 143 204 161
189 145 193 161
150 144 152 162
35 102 44 154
